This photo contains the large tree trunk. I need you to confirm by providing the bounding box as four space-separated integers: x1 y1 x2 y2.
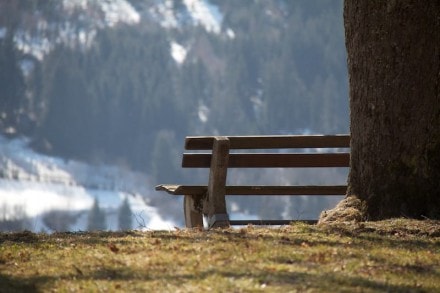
320 0 440 222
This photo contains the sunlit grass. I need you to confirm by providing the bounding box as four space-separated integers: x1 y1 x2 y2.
1 219 439 292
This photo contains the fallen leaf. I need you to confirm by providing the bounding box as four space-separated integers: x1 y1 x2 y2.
108 243 119 253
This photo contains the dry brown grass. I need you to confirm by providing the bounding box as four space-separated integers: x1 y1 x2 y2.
1 219 439 292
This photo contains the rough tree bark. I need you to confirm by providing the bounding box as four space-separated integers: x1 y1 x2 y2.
320 0 440 222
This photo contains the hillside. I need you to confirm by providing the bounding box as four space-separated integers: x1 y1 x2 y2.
0 220 439 292
0 0 349 227
0 134 178 232
0 0 348 176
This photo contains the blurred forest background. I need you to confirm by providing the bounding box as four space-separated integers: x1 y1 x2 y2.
0 0 349 229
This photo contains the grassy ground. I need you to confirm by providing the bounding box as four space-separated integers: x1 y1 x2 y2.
0 219 439 292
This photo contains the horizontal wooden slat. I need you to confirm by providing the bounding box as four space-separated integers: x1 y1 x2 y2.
155 185 206 195
182 153 350 168
155 185 347 195
185 135 350 150
225 185 347 195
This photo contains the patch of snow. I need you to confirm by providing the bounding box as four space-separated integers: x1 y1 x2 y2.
99 0 141 27
149 0 179 29
19 59 35 77
226 28 235 39
183 0 222 34
0 179 92 219
139 213 176 231
63 0 140 26
230 201 240 213
63 0 88 10
250 95 264 119
197 101 210 123
170 41 187 64
77 29 96 47
148 0 223 34
14 30 52 61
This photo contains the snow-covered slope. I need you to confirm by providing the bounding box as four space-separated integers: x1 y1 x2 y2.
13 0 226 63
148 0 223 33
0 134 260 232
0 135 176 232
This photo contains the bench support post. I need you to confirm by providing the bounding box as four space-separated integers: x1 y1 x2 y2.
207 137 230 228
183 195 204 228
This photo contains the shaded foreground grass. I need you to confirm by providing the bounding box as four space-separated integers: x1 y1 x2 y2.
0 219 439 292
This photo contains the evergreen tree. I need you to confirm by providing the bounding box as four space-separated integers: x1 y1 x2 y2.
42 209 78 232
118 197 133 231
0 27 24 132
0 204 30 231
150 130 181 183
87 198 107 231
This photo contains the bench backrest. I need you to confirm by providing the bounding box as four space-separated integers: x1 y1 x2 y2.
178 135 350 227
185 135 350 150
182 135 350 168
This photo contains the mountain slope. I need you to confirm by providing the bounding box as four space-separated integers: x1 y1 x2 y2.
0 1 348 225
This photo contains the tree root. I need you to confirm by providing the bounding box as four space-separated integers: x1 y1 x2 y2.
318 196 366 224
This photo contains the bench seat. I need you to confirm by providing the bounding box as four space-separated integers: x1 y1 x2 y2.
156 184 335 226
155 184 347 196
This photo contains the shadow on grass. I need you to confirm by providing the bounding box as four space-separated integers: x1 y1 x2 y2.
317 223 440 250
99 267 424 293
0 230 141 245
197 227 440 252
0 273 47 292
0 231 40 244
1 226 438 253
0 265 432 292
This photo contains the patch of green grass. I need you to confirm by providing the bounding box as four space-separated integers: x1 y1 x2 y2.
0 219 439 292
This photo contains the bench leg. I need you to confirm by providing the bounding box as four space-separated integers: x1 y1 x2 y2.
207 137 230 228
183 195 204 228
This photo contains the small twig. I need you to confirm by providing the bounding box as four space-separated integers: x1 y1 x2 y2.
133 211 147 229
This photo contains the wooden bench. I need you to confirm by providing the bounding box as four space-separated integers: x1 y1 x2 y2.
155 135 350 229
